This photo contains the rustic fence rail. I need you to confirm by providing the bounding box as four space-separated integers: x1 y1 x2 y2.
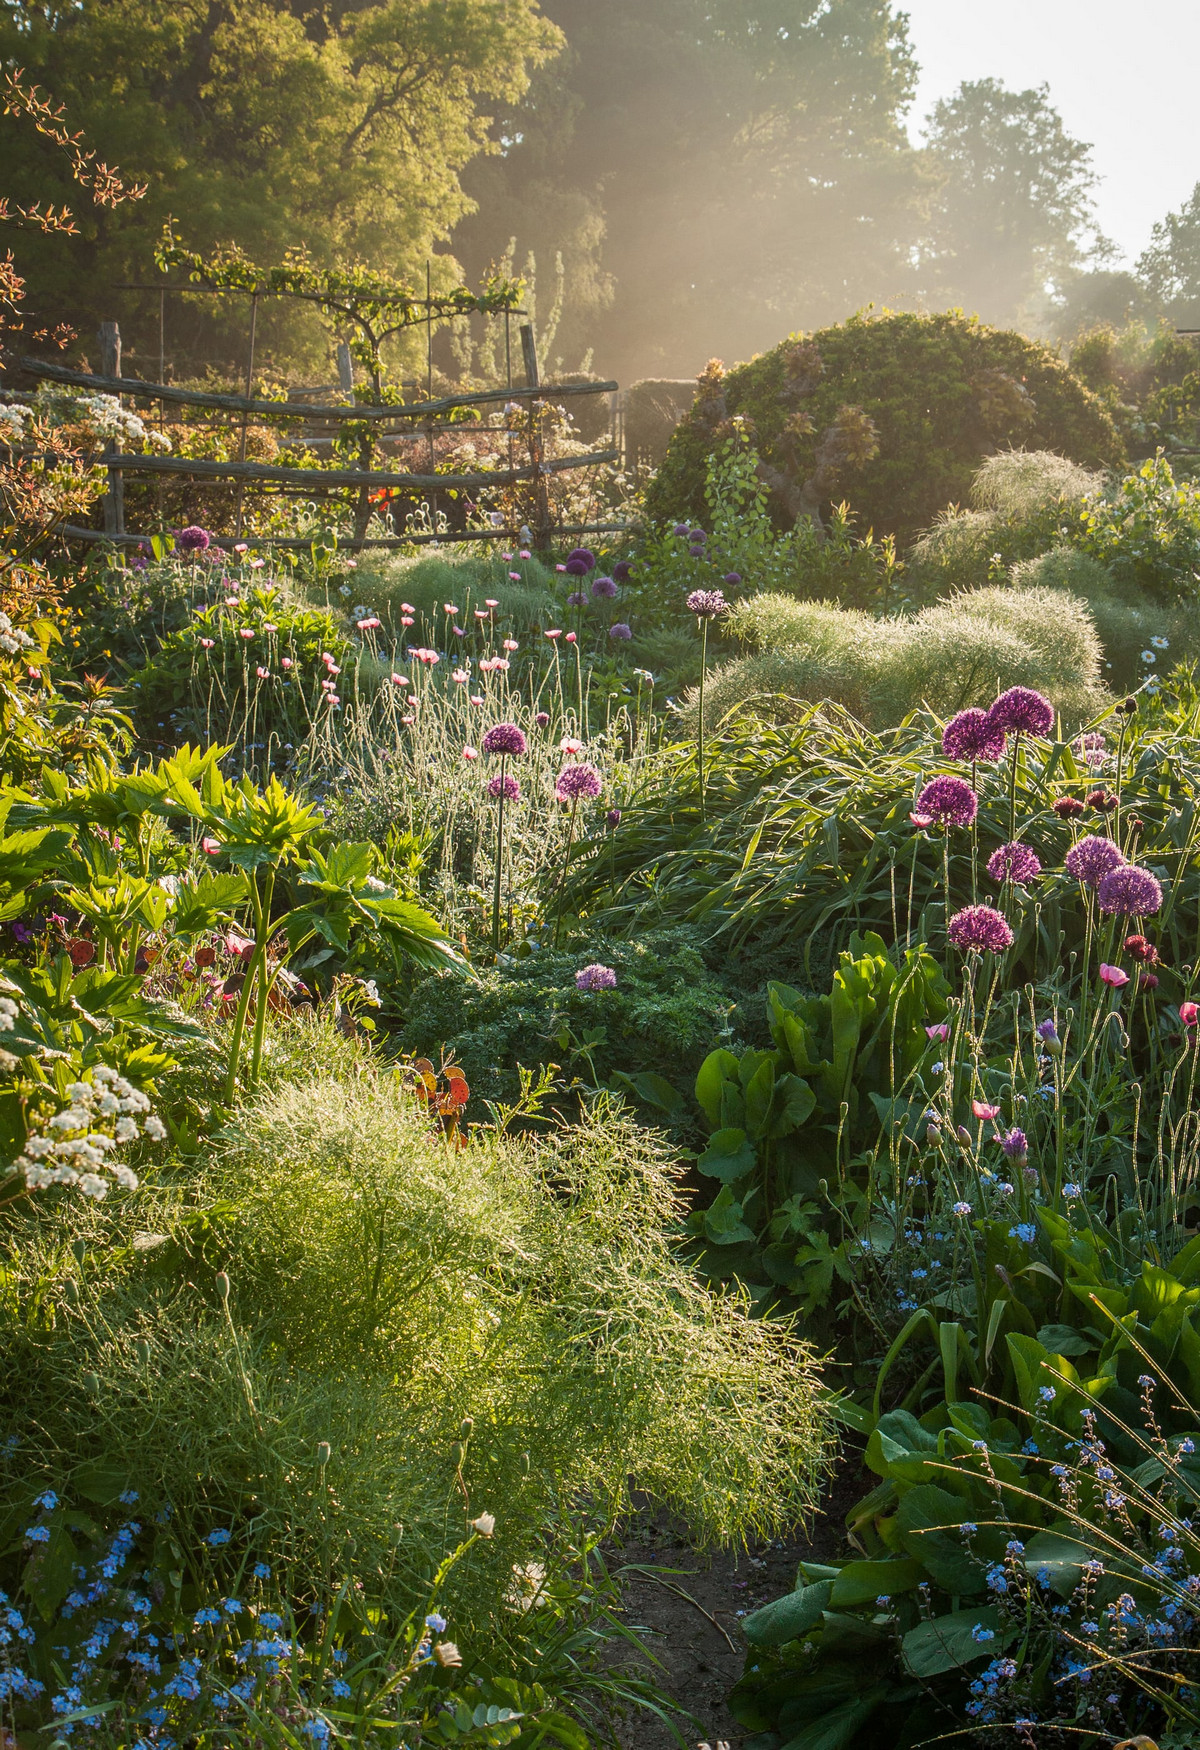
10 315 628 549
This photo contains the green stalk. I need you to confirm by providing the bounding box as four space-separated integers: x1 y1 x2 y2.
224 869 265 1105
491 757 507 954
697 617 709 822
248 866 277 1087
553 797 580 949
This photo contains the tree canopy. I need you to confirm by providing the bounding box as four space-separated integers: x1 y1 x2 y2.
0 0 561 368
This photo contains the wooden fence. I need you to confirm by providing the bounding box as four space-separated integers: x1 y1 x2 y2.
13 314 627 551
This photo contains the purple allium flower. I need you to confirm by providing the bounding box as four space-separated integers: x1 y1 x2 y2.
689 528 706 543
942 708 1007 762
609 622 632 640
722 572 741 587
988 686 1054 736
129 554 149 572
487 773 521 802
575 963 617 992
591 575 618 599
688 544 706 557
567 591 588 608
566 547 596 571
481 723 527 757
947 905 1014 953
1064 834 1125 888
915 775 978 827
1097 863 1163 917
672 523 689 537
1036 1018 1059 1040
606 808 622 828
998 1127 1028 1162
613 561 633 583
987 841 1042 885
178 525 212 553
535 711 550 728
686 589 727 619
564 557 590 577
555 762 603 803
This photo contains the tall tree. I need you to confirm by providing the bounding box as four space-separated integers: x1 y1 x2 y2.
0 0 561 369
454 0 927 382
919 78 1107 330
1138 183 1200 325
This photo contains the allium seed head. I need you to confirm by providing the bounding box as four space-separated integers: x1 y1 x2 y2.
915 775 978 827
942 708 1007 762
988 687 1054 736
1064 834 1125 888
986 840 1041 885
555 762 603 803
1097 863 1163 918
481 723 527 757
686 589 727 619
487 773 521 802
947 905 1014 954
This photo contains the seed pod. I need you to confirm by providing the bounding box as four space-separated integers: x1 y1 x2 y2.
458 1416 474 1441
72 1239 87 1266
316 1441 331 1468
136 1339 151 1364
518 1452 530 1477
215 1271 230 1302
63 1278 80 1306
449 1442 465 1470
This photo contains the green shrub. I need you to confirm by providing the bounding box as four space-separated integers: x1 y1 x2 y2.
1076 451 1200 601
0 1072 831 1634
397 929 734 1111
645 312 1123 546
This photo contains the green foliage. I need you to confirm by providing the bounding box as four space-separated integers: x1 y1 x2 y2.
397 928 732 1113
646 312 1123 547
350 551 559 643
1076 451 1200 602
128 587 353 763
1 0 562 355
658 933 949 1316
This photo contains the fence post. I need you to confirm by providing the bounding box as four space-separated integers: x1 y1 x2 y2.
336 342 354 397
518 325 550 550
98 320 125 535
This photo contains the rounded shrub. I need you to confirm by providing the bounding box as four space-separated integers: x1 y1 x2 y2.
646 312 1123 546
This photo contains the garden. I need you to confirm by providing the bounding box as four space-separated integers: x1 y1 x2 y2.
8 50 1200 1750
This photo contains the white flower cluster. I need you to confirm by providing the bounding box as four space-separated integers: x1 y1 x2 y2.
30 387 173 452
0 401 32 441
0 997 17 1031
0 612 35 658
16 1066 167 1199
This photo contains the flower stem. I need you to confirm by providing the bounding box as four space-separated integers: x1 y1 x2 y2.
697 618 708 822
491 757 507 954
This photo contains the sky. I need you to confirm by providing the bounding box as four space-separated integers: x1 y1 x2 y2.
900 0 1200 265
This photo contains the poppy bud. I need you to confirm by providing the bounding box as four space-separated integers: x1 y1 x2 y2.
63 1278 80 1306
316 1441 331 1468
215 1271 230 1302
458 1416 474 1441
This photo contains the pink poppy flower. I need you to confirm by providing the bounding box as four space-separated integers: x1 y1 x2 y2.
519 549 531 559
239 629 254 640
972 1100 1001 1120
1099 963 1130 988
910 812 933 828
545 629 562 641
199 637 215 649
485 598 499 608
401 615 415 628
565 630 577 643
401 602 415 613
201 837 221 855
503 639 519 652
925 1023 950 1042
470 694 484 705
256 666 270 679
389 673 408 687
281 657 293 669
452 668 470 684
1181 1001 1200 1027
234 542 248 554
462 746 479 761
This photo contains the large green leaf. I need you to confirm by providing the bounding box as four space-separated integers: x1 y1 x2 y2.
828 1557 923 1607
703 1186 756 1245
902 1607 1007 1678
696 1126 757 1182
743 1580 833 1646
695 1048 740 1126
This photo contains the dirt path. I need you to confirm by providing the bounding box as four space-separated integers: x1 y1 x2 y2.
608 1464 865 1749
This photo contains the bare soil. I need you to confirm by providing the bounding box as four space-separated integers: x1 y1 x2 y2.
608 1461 866 1749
